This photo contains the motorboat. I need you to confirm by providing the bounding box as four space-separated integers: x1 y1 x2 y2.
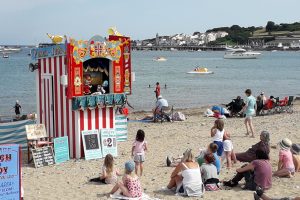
0 46 21 53
187 67 213 74
224 48 261 59
2 54 9 58
153 57 167 61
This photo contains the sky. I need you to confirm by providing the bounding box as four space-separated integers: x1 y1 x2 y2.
1 0 300 45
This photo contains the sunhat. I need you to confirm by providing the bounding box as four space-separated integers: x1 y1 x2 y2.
279 138 292 150
125 161 135 172
158 95 162 99
291 144 300 155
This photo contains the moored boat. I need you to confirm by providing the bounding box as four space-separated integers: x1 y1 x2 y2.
224 48 261 59
187 67 213 74
153 57 167 61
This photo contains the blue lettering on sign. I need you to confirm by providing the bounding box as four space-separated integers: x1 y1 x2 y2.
31 44 66 60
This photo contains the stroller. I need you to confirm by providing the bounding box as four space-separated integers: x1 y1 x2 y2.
226 98 245 117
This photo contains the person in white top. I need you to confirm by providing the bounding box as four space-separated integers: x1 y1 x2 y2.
167 149 204 197
153 95 168 115
210 119 225 160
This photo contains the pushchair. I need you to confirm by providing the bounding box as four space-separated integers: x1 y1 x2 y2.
154 106 174 123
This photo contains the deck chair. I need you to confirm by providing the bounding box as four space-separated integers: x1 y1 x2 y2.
285 96 294 113
155 106 174 123
25 124 53 163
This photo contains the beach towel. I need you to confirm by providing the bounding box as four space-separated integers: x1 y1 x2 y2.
110 193 160 200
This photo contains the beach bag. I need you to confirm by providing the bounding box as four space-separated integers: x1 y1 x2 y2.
204 178 220 191
173 112 186 121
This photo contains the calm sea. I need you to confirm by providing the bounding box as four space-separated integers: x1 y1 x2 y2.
0 49 299 115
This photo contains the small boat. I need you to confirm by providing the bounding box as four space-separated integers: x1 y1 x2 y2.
153 57 167 61
187 67 213 74
224 48 261 59
3 54 9 58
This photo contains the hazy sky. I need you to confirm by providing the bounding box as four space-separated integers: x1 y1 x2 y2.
1 0 300 45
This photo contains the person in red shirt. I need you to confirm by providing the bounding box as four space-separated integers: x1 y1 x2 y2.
155 82 160 99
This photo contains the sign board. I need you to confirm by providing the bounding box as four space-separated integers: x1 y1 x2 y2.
54 136 70 164
82 130 102 160
115 115 128 142
31 146 55 168
0 144 21 200
25 124 47 140
100 129 117 157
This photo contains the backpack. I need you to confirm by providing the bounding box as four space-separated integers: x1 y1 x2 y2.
172 112 186 121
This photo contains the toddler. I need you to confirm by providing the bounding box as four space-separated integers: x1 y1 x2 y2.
222 132 237 168
99 154 120 184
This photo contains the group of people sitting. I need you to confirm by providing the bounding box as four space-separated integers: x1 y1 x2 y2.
165 120 300 199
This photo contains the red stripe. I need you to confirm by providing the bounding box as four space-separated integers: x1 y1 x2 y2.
43 79 47 129
88 109 92 130
53 57 58 138
66 99 70 139
109 107 113 128
43 58 46 74
48 57 52 73
60 56 64 137
80 111 85 158
47 79 51 137
72 110 75 158
38 59 42 123
95 108 99 129
102 108 106 128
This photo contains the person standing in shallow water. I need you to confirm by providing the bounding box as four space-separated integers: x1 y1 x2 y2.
154 82 160 100
13 100 22 118
240 89 256 138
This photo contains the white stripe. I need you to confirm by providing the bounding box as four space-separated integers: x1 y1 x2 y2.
36 68 40 124
84 110 88 130
99 108 103 130
68 99 73 158
62 58 67 136
49 75 54 138
45 79 49 135
41 60 45 126
56 56 61 137
91 109 95 130
75 111 80 159
111 108 115 129
106 108 110 128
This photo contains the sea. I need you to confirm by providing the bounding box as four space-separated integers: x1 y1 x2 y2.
0 49 299 116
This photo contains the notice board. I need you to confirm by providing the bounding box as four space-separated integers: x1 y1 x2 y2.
82 130 102 160
0 144 21 200
100 129 117 157
31 146 55 168
54 136 70 164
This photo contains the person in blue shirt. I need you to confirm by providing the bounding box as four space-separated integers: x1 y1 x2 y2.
240 89 256 138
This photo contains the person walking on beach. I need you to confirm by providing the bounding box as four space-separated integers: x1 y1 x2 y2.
132 129 148 176
240 89 256 137
12 100 22 118
154 82 160 100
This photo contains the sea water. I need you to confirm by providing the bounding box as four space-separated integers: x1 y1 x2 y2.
0 49 299 115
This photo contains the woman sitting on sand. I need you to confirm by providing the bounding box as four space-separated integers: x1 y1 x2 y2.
235 131 270 163
224 150 272 191
167 149 204 197
201 153 219 191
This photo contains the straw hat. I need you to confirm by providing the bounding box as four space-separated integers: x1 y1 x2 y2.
279 138 292 150
291 144 300 155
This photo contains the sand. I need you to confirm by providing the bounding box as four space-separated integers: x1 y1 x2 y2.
23 102 300 200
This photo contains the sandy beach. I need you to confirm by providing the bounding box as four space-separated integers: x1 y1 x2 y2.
22 101 300 200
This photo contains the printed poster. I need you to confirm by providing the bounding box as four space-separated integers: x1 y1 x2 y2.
54 136 70 164
100 129 117 157
82 130 102 160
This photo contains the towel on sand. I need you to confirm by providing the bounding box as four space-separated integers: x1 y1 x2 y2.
110 193 160 200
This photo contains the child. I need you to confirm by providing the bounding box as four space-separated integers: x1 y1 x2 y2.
222 132 237 169
99 154 120 184
211 119 225 160
132 129 148 176
201 153 219 191
273 138 295 178
197 143 221 174
108 161 142 198
291 143 300 172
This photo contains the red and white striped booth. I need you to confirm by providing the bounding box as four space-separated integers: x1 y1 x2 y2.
31 34 131 158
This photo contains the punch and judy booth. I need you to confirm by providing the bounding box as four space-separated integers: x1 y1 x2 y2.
31 34 131 158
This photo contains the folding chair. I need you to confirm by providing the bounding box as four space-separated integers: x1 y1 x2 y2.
25 124 53 163
158 106 174 123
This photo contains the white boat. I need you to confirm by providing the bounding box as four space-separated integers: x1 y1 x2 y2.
153 57 167 61
187 67 213 74
0 47 21 53
224 48 261 59
2 54 9 58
